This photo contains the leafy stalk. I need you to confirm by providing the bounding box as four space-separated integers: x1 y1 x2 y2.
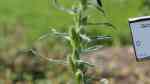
16 0 115 83
51 0 114 84
24 0 114 84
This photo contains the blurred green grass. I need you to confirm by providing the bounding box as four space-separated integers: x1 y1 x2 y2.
0 0 145 46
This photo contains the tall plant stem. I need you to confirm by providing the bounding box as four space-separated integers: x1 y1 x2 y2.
68 0 88 84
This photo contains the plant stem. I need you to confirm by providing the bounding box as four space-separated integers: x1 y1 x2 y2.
68 0 88 84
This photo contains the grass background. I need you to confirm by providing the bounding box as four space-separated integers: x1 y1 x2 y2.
0 0 145 46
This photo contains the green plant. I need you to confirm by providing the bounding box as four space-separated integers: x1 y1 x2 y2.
48 0 115 84
24 0 114 84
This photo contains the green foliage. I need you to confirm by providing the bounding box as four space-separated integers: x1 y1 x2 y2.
50 0 114 83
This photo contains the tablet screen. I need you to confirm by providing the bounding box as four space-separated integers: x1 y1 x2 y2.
129 16 150 61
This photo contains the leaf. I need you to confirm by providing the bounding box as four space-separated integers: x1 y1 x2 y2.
69 27 81 48
86 35 112 47
77 60 94 67
37 28 69 42
51 28 70 41
96 0 106 15
94 35 112 41
88 22 116 29
80 16 88 25
38 32 51 41
51 28 68 36
52 0 75 14
80 34 91 43
96 6 105 15
31 48 67 65
16 48 36 57
82 45 104 53
97 0 102 7
88 0 105 15
103 22 116 29
76 60 94 74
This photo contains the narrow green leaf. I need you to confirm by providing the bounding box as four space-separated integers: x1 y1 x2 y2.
94 35 112 40
77 60 94 67
88 0 105 15
52 0 75 14
97 0 102 7
80 34 91 43
88 22 116 29
51 28 70 41
82 45 104 53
